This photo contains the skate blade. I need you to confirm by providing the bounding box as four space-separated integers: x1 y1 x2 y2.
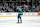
17 22 22 23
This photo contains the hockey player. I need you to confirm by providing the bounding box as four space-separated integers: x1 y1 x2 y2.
17 5 23 23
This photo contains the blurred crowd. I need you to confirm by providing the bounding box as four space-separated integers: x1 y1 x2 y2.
0 0 40 12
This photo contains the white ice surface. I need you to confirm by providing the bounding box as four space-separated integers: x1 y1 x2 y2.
0 17 40 27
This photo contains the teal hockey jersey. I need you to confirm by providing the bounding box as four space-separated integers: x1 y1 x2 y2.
18 8 23 15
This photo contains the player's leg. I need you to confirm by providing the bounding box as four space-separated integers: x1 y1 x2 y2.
18 18 19 23
17 14 20 23
20 15 22 23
